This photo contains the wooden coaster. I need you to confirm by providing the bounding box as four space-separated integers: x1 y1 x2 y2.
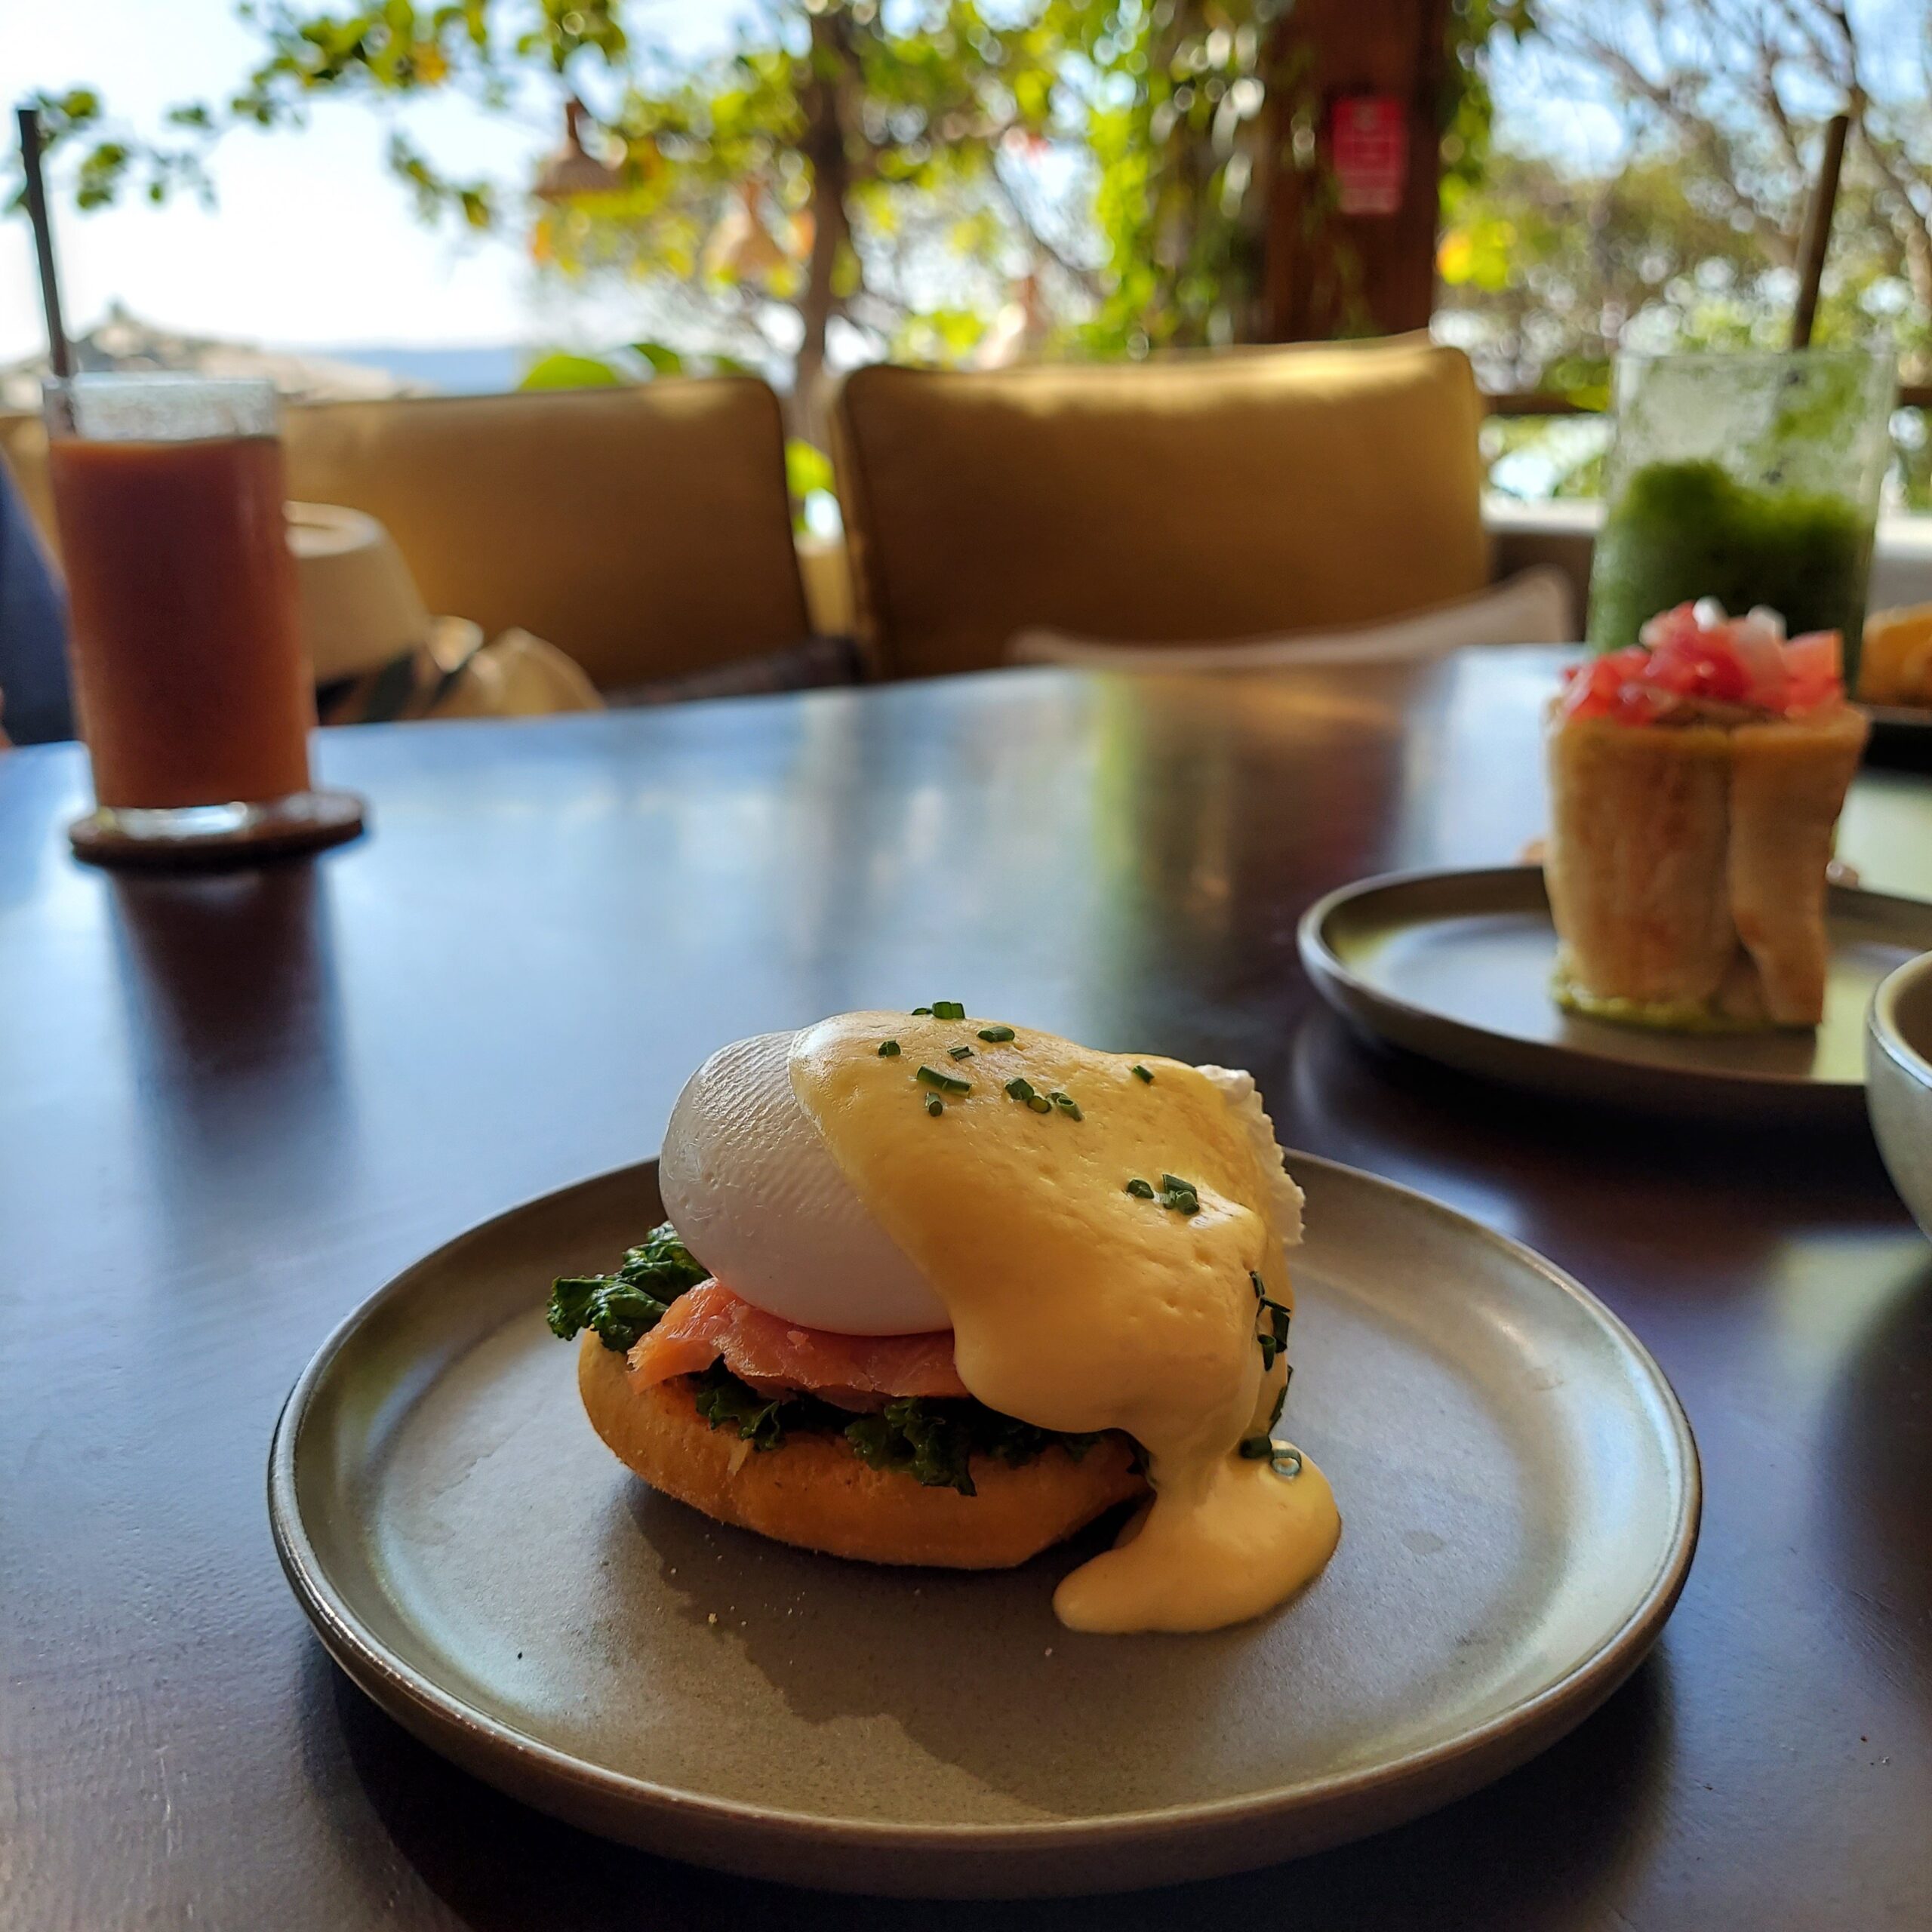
68 789 367 869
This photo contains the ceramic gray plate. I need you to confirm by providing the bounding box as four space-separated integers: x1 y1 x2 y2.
1301 866 1932 1124
270 1154 1699 1897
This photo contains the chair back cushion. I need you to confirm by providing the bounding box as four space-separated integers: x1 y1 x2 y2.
281 380 810 688
833 336 1488 678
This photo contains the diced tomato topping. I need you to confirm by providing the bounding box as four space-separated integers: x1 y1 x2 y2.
1564 605 1842 723
1782 630 1842 715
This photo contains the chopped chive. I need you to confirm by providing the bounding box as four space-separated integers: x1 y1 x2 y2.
925 1094 944 1117
931 1000 966 1020
1250 1269 1266 1301
1131 1063 1154 1083
878 1039 901 1057
977 1026 1015 1042
1005 1076 1037 1101
1269 1381 1289 1428
1049 1091 1082 1120
948 1044 973 1060
1238 1435 1275 1460
915 1064 971 1095
1157 1171 1201 1215
911 1006 932 1016
1270 1447 1303 1480
1027 1094 1052 1113
1259 1334 1279 1370
1156 1172 1201 1215
1125 1177 1155 1198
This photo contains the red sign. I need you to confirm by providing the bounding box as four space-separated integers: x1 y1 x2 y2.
1331 94 1407 217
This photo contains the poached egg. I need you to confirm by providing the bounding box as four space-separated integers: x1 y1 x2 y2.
658 1010 1340 1632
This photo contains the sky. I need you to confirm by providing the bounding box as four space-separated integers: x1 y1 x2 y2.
0 0 743 361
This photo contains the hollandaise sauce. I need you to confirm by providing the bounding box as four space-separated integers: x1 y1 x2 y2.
790 1011 1341 1634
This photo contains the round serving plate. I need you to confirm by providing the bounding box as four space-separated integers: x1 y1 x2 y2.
1300 865 1932 1124
270 1154 1698 1898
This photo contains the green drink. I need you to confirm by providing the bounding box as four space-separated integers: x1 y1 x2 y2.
1586 351 1894 680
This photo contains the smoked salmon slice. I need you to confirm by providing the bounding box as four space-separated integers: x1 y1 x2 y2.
626 1281 969 1410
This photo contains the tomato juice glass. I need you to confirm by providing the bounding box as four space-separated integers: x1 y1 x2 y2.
45 375 362 863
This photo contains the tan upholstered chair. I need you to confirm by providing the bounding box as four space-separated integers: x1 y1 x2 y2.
2 377 813 691
278 381 809 688
831 335 1490 679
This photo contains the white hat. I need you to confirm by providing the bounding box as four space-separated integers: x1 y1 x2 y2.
287 501 433 683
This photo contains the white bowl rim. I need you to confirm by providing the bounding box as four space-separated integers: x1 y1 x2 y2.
1869 949 1932 1086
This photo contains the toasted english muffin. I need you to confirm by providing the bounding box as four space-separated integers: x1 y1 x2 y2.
577 1333 1147 1569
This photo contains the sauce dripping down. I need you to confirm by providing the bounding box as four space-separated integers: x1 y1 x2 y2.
789 1012 1340 1632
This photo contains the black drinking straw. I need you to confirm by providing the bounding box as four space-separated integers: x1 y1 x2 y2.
1791 111 1850 352
16 105 73 381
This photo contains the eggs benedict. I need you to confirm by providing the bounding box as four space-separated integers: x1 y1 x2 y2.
548 1008 1340 1633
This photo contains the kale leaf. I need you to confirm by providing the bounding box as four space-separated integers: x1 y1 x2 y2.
687 1361 851 1450
845 1400 978 1494
679 1366 1110 1497
546 1221 709 1352
845 1397 1103 1497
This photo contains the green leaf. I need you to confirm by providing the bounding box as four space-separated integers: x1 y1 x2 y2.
544 1221 709 1351
678 1364 1111 1497
846 1398 978 1495
691 1363 797 1449
786 438 835 500
630 340 685 376
518 351 628 391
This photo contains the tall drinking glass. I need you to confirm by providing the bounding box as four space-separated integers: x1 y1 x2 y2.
1586 349 1895 683
45 374 362 863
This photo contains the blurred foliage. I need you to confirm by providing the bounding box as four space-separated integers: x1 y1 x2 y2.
517 348 625 388
1082 0 1528 354
1438 149 1774 406
1081 0 1281 355
11 2 1127 429
10 87 214 210
1443 0 1932 506
21 0 1932 508
784 435 835 501
784 435 838 534
14 1 1504 399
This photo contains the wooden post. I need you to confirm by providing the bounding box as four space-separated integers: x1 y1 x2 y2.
1261 0 1451 341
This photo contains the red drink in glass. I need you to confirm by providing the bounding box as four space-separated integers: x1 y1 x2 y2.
44 377 361 862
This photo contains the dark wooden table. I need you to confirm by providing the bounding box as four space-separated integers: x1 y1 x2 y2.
3 648 1928 1929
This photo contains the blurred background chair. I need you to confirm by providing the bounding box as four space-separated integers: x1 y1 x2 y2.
831 336 1497 681
276 379 817 693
